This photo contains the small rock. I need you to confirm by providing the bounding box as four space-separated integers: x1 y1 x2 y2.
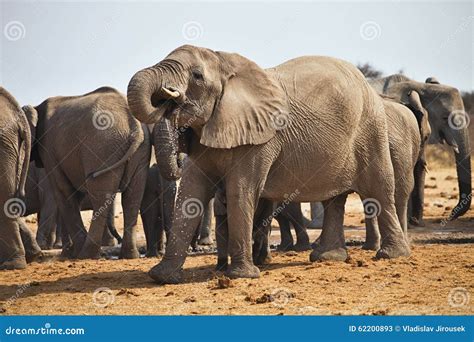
425 184 437 189
430 176 436 181
440 192 448 198
165 291 174 297
445 175 455 181
184 296 196 303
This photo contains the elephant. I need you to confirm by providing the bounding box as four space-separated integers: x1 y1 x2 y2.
370 75 471 224
0 87 33 270
127 45 409 283
311 91 431 260
140 163 177 256
24 162 121 250
23 87 151 259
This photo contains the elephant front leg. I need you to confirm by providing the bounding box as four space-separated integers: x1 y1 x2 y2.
148 167 215 284
224 184 260 279
362 216 381 251
310 194 348 262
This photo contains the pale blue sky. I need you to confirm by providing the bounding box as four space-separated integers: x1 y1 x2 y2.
1 0 472 106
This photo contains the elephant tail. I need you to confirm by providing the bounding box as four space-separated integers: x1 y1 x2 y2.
89 118 144 179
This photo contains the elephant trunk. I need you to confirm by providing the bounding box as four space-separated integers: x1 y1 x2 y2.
17 109 31 198
153 118 183 181
127 67 164 124
450 128 472 219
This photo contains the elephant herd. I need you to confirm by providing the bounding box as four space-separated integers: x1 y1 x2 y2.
0 45 470 285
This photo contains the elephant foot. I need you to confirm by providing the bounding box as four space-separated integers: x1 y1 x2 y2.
101 236 116 247
198 236 213 245
225 262 260 279
309 247 348 262
25 250 43 263
148 261 184 284
376 241 411 259
145 249 159 258
119 246 140 259
0 256 27 270
362 240 380 251
77 244 101 260
253 250 272 266
408 216 425 227
216 258 228 272
53 241 63 249
37 239 53 250
293 241 312 252
277 242 294 252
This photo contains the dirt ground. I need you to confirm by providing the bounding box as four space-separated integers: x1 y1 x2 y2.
0 165 473 315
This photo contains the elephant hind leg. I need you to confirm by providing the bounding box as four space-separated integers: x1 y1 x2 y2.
286 203 311 251
310 194 348 262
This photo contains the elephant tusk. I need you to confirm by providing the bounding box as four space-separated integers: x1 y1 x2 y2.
161 87 180 99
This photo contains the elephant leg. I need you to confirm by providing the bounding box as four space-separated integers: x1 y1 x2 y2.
141 195 161 257
408 157 426 227
36 189 58 250
310 194 348 262
18 219 42 262
102 198 120 246
162 179 177 247
148 165 215 284
362 216 381 251
215 214 228 271
276 213 294 251
308 202 324 228
78 191 114 259
287 202 311 251
120 165 148 260
53 216 62 249
198 199 213 245
0 217 26 270
252 198 274 266
48 169 87 258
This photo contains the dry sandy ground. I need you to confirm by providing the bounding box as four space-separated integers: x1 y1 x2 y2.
0 167 473 315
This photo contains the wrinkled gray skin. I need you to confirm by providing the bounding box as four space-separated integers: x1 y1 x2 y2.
371 75 471 224
0 87 34 270
311 92 431 260
140 163 177 256
24 162 120 250
128 45 409 284
23 87 150 259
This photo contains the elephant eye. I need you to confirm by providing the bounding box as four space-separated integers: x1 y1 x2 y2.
192 69 204 81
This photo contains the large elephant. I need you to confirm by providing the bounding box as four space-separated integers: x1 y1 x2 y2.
24 162 121 250
313 91 431 259
23 87 151 259
0 87 32 270
127 45 408 283
370 75 471 224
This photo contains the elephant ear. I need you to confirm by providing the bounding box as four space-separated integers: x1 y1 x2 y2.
200 52 288 149
22 105 43 167
407 91 431 144
425 77 440 84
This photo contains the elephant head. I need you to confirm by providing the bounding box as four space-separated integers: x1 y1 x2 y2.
127 45 287 152
377 75 471 219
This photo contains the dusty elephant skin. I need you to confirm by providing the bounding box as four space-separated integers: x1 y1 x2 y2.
22 87 151 260
371 75 471 224
127 45 410 284
0 87 32 270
